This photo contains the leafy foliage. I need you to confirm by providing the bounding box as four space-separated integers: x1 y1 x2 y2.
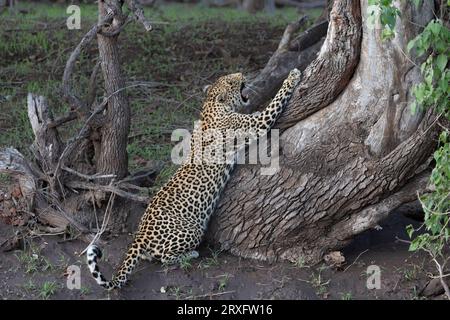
408 20 450 118
406 14 449 261
369 0 450 297
367 0 400 40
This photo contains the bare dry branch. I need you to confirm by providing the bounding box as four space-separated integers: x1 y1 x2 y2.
86 59 102 108
277 16 309 52
125 0 152 31
62 166 116 181
27 94 62 179
51 101 108 193
62 11 114 111
289 20 328 51
66 180 150 204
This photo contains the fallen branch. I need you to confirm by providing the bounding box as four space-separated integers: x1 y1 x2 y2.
66 180 150 204
277 16 309 52
62 165 116 181
289 20 328 51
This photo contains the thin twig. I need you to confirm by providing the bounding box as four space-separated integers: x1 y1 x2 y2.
433 257 450 300
80 192 116 256
66 180 150 204
62 165 117 181
185 290 235 300
343 249 369 272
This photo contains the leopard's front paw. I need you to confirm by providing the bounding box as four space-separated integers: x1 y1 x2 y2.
287 68 302 85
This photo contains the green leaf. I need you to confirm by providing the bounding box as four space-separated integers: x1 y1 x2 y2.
439 131 448 144
406 224 415 238
381 27 395 41
429 21 441 36
414 84 425 102
436 54 448 72
409 239 419 251
407 39 416 52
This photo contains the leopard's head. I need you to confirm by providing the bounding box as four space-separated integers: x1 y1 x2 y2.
205 73 249 111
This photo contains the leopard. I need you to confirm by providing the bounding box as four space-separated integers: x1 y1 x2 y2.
86 68 302 289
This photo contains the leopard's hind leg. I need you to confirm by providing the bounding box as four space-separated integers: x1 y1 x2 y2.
161 250 199 265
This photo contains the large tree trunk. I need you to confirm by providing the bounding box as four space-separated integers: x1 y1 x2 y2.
96 0 131 180
207 0 438 264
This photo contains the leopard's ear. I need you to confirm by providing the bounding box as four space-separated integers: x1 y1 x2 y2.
203 84 211 94
216 93 226 104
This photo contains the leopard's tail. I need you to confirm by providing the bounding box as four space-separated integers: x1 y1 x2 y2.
86 242 143 290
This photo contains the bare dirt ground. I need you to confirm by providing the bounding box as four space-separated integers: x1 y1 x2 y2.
0 208 441 300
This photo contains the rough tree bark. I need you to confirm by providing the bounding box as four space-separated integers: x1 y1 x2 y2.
207 0 439 264
95 0 131 180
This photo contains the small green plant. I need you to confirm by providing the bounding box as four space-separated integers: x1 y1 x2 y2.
310 267 330 298
56 253 70 272
23 279 36 292
402 264 421 281
179 255 194 271
198 248 221 269
39 281 58 299
218 274 230 292
293 256 307 269
169 286 183 300
340 292 353 300
41 257 55 272
80 286 91 295
16 250 40 274
15 245 56 274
